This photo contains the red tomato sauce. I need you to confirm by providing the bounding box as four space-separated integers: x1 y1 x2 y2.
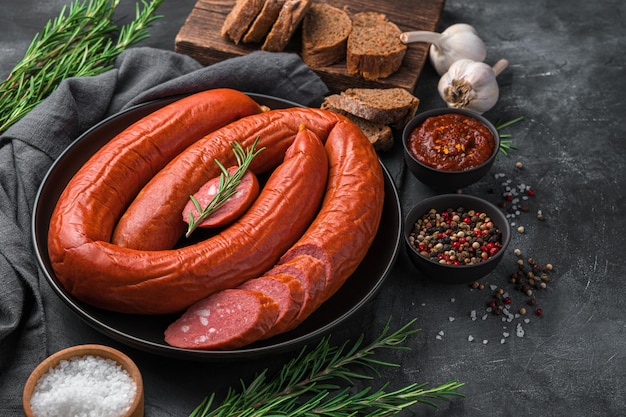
408 113 496 171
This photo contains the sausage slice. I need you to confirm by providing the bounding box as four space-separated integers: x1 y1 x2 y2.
182 167 260 229
164 289 279 350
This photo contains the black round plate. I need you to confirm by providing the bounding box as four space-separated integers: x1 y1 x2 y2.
32 93 402 361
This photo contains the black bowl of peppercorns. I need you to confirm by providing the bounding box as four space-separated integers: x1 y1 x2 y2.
402 108 500 191
404 194 511 284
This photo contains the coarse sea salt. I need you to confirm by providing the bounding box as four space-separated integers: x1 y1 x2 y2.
30 354 136 417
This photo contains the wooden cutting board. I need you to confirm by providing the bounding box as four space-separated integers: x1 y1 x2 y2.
175 0 445 92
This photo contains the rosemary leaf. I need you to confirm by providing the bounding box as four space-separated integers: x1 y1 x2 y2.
185 138 265 237
495 116 524 156
188 318 465 417
0 0 163 134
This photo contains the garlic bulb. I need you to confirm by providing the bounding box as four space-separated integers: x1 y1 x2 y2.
400 23 487 75
438 58 509 113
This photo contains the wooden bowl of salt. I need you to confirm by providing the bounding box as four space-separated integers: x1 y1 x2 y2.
23 344 144 417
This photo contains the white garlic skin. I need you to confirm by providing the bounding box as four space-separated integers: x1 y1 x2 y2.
438 59 500 114
429 24 487 75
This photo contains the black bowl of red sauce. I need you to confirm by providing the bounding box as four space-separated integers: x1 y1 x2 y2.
402 108 500 191
404 194 511 284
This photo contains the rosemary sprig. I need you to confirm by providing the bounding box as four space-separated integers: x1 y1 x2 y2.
495 116 524 156
185 138 265 237
188 319 465 417
0 0 164 134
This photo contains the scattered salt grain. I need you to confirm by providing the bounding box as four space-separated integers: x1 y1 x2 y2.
448 317 456 322
482 339 488 344
516 323 525 337
468 335 474 342
30 355 136 417
500 338 506 344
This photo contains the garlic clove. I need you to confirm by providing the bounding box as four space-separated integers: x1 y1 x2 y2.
400 23 487 75
437 58 508 113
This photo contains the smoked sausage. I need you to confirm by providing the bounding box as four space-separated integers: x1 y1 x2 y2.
48 117 330 314
112 108 343 250
164 118 385 349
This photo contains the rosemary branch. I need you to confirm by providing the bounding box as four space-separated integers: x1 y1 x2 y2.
495 116 524 156
0 0 164 133
185 138 265 237
188 319 465 417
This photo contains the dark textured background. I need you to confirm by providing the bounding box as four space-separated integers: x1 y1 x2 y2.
2 0 625 416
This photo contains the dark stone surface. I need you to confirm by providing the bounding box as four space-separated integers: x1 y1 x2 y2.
2 0 624 416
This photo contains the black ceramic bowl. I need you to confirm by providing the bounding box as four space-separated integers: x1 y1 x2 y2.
402 108 500 191
404 194 511 284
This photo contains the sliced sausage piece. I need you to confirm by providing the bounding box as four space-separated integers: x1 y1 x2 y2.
262 254 326 333
182 167 260 229
164 289 279 350
239 274 304 338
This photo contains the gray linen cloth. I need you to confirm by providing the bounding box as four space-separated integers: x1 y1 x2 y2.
0 46 328 416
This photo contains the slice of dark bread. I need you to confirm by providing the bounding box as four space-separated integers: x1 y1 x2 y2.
346 12 406 80
321 96 394 152
243 0 287 43
332 88 420 129
301 3 352 68
262 0 312 52
221 0 266 44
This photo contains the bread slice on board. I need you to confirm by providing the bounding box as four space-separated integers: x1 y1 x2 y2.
321 95 394 152
331 87 420 129
221 0 266 44
262 0 312 52
301 3 352 67
346 12 407 80
243 0 287 43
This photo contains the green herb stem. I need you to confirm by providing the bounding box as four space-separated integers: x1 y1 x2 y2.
495 116 524 156
0 0 163 134
185 138 265 237
188 319 464 417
